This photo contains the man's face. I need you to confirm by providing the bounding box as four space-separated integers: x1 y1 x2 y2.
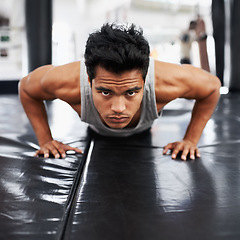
91 66 144 129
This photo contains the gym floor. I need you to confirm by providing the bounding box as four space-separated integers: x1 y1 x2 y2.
1 92 240 240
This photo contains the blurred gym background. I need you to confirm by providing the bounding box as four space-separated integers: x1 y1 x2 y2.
0 0 233 93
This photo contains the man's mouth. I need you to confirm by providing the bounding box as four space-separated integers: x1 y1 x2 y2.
107 116 129 123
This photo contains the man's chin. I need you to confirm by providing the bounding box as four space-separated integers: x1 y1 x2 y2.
105 123 129 129
104 119 130 129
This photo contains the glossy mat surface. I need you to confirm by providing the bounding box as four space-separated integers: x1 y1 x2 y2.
1 94 240 239
0 97 89 240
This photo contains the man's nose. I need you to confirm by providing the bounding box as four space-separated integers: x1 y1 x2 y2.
111 96 126 113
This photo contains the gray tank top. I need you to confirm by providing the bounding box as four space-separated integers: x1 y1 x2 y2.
80 57 159 137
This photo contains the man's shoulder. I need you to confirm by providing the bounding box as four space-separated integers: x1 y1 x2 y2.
44 61 80 83
53 61 80 75
153 59 182 80
41 61 81 101
153 59 190 105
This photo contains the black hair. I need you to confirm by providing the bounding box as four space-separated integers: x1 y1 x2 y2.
84 23 150 83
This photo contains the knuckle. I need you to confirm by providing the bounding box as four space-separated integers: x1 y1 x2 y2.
173 149 179 155
51 148 58 154
59 148 66 155
164 144 170 149
183 148 189 154
52 140 59 146
175 144 183 151
43 148 49 153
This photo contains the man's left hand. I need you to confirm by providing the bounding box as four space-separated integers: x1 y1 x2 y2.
163 140 200 161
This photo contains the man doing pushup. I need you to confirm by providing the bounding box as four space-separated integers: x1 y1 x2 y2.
19 23 221 160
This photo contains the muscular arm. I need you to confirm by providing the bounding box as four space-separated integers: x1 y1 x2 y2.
19 62 82 158
19 65 56 145
155 61 221 160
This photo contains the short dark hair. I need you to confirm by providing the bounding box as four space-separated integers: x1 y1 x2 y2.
84 23 150 83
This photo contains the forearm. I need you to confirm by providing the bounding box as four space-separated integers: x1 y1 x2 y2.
183 88 220 144
20 89 53 147
20 87 83 158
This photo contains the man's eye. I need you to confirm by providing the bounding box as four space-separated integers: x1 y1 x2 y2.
127 91 136 96
102 91 110 96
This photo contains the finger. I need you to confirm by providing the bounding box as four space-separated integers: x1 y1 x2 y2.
53 142 82 158
181 147 189 161
196 148 201 158
189 147 196 160
54 143 80 158
43 150 50 158
181 144 193 161
53 151 60 159
163 144 173 155
58 148 66 158
64 146 83 154
49 147 61 159
34 150 40 157
182 151 189 160
50 141 64 158
171 143 183 160
71 147 83 154
44 144 60 159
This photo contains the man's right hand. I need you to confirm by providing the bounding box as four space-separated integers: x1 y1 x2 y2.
34 140 83 159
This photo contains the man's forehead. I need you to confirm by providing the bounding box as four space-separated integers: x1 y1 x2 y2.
95 66 143 80
93 77 142 86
